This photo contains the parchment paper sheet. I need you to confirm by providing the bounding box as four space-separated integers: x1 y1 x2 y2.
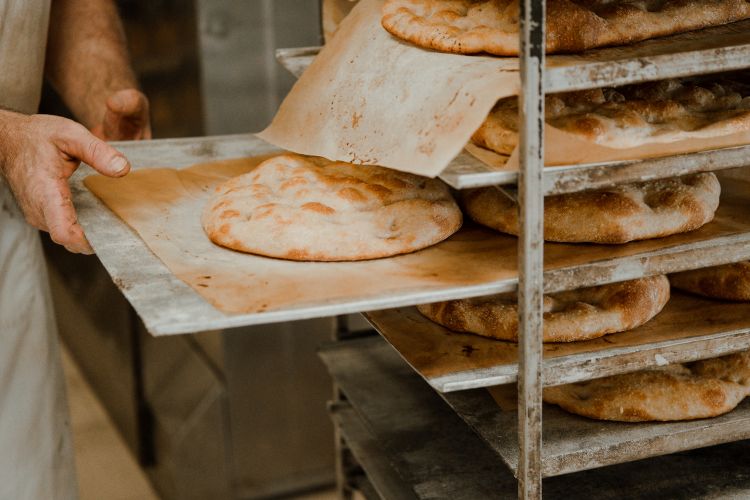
259 0 520 177
84 158 750 316
83 157 528 315
261 0 750 176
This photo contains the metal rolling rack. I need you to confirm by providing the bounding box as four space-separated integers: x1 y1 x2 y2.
277 8 750 500
66 8 750 500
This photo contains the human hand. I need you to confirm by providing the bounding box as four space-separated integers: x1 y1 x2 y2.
0 110 131 254
91 88 151 141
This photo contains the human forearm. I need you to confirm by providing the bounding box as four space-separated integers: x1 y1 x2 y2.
45 0 138 129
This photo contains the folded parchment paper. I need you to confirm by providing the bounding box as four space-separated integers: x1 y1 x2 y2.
261 0 750 176
259 0 519 177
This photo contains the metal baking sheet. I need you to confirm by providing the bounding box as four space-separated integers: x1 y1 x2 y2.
74 142 750 336
365 291 750 392
443 384 750 478
278 42 750 193
321 336 750 494
277 19 750 94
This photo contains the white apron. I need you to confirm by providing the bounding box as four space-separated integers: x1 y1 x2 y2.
0 1 78 499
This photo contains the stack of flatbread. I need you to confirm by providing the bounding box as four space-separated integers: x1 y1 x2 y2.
381 0 750 55
418 275 670 342
545 350 750 421
461 75 750 243
202 153 462 261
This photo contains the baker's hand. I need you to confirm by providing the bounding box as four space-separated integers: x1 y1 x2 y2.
0 110 131 254
91 88 151 141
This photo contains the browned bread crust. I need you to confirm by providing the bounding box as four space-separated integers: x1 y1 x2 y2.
462 173 720 244
670 261 750 301
382 0 750 56
473 77 750 155
417 275 670 342
544 360 750 422
201 154 462 261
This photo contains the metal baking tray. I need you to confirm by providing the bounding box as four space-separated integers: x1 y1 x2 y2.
277 21 750 192
73 138 750 335
365 291 750 391
321 336 750 495
277 19 750 93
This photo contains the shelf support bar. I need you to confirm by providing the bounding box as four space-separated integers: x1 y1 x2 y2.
517 0 546 497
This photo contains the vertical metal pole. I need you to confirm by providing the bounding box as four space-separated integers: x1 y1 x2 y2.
517 0 545 497
333 316 354 500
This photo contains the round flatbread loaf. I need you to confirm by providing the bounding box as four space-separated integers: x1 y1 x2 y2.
670 261 750 301
462 173 720 243
381 0 750 56
202 154 462 261
417 275 670 343
543 361 750 422
473 78 750 156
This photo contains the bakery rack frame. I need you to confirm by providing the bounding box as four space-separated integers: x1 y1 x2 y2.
66 6 750 500
277 7 750 500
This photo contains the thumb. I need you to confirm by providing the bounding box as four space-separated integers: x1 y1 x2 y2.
56 122 131 177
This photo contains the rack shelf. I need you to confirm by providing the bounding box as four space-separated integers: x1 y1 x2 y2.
444 385 750 478
76 145 750 336
365 291 750 391
278 26 750 194
441 145 750 193
321 336 750 498
276 19 750 94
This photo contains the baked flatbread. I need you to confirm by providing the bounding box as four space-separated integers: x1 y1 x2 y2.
543 361 750 422
690 350 750 386
473 77 750 155
670 261 750 301
417 275 670 342
202 154 462 261
382 0 750 56
462 172 720 243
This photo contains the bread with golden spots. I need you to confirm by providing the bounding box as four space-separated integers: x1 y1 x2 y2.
417 275 669 342
544 366 749 422
544 351 750 422
670 261 750 301
201 153 462 261
462 172 720 244
381 0 750 56
473 77 750 155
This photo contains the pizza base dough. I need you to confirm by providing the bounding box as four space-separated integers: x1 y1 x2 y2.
670 261 750 301
382 0 750 56
544 351 750 422
462 173 721 244
417 275 670 342
202 154 462 261
473 77 750 155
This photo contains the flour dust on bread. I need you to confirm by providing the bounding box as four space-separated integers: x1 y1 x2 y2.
462 172 720 244
473 76 750 155
382 0 750 56
201 154 463 261
670 261 750 301
544 350 750 422
417 275 670 343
